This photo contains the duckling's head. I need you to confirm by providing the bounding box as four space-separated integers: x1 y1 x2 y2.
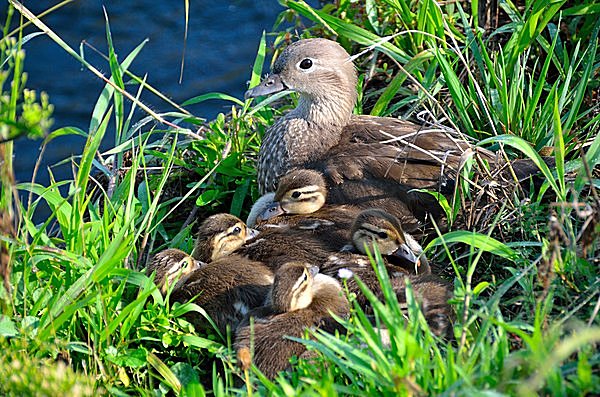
351 209 422 264
147 248 203 293
246 39 357 125
248 170 327 224
275 169 327 214
193 213 259 262
270 261 319 313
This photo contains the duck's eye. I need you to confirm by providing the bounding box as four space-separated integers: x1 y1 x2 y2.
299 58 313 70
231 226 242 235
291 191 301 199
377 231 388 239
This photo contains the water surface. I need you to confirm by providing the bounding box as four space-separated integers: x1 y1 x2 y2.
9 1 283 209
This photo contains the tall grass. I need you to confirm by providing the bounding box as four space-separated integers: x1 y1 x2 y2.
1 0 599 395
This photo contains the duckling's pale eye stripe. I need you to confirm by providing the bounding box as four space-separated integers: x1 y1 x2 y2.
291 272 307 293
291 185 322 196
166 262 184 276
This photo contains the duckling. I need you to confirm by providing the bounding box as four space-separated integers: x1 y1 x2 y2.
146 248 204 294
320 209 453 337
163 214 274 335
170 257 273 336
234 261 349 379
349 208 428 274
249 168 358 227
247 169 359 253
191 213 258 262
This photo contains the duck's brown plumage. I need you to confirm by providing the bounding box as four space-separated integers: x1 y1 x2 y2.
170 255 273 335
161 214 274 335
246 38 484 227
234 262 349 379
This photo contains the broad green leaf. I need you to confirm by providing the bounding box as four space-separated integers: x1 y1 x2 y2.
426 230 518 261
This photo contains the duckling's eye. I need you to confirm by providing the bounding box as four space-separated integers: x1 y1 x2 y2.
298 58 313 70
291 191 301 199
377 231 388 239
231 226 242 235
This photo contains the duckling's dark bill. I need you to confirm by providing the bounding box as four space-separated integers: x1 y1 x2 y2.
392 243 419 265
245 74 287 98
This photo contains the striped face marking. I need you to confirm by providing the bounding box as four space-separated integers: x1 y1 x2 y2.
289 267 314 311
212 222 253 260
353 223 401 255
280 185 326 214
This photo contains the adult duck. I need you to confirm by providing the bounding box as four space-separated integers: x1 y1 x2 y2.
246 38 485 226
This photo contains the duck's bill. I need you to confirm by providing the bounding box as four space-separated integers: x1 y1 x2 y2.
392 243 419 265
246 227 260 241
245 74 287 98
257 202 285 222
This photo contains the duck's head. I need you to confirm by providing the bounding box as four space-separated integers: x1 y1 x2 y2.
351 209 424 266
245 39 357 125
270 261 319 313
193 213 259 262
147 249 203 293
251 169 327 223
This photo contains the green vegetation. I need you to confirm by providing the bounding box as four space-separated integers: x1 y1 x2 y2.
1 0 599 395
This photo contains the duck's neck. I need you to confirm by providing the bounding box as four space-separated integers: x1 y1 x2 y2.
282 92 355 165
291 92 355 128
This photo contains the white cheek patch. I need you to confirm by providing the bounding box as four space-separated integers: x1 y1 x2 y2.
403 232 423 254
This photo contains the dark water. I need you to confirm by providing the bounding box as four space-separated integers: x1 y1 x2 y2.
7 1 284 205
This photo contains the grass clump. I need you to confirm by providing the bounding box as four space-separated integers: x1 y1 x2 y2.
1 0 599 395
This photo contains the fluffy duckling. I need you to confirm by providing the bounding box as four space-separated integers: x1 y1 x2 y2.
146 248 203 294
191 213 258 262
248 168 357 227
349 209 428 274
165 214 273 335
255 168 424 234
246 169 359 256
235 262 349 379
320 209 453 337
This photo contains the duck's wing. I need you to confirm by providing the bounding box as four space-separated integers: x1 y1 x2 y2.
326 116 481 188
306 142 448 228
304 116 495 229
